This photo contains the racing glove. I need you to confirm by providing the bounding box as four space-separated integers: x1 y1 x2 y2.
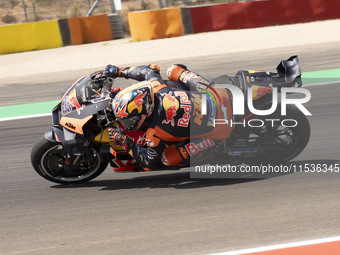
108 127 134 151
104 65 121 78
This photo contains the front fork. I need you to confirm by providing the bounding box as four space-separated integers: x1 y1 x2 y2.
45 127 100 166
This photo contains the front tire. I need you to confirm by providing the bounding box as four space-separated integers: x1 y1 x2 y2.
31 137 108 185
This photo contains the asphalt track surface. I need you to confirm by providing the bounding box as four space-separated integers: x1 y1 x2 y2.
1 43 340 255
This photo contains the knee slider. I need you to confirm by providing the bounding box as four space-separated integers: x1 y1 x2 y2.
161 141 191 166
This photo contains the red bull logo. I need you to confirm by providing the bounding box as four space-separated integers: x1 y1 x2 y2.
175 91 191 128
126 90 148 117
185 138 215 156
69 96 84 115
133 90 147 109
161 92 179 126
252 85 272 100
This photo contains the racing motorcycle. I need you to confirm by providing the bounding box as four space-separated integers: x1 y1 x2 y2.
31 56 310 185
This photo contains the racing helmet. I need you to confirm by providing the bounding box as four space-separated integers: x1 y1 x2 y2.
112 84 154 131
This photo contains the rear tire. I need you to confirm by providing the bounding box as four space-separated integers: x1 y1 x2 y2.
31 137 108 185
243 104 310 165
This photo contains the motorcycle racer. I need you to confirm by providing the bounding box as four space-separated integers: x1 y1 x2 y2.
31 56 307 184
105 64 233 170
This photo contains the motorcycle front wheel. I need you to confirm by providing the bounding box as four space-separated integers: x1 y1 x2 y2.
31 137 108 185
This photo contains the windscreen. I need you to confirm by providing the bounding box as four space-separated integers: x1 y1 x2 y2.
61 73 111 116
76 75 103 104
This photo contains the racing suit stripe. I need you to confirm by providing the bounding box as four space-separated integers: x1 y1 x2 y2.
153 126 190 142
167 64 186 82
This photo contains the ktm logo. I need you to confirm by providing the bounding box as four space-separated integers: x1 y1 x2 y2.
65 122 76 130
179 147 189 159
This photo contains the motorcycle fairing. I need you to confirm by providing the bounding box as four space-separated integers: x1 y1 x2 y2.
60 115 93 135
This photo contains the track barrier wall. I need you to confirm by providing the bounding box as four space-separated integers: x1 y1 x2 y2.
67 14 113 45
128 8 183 42
1 0 340 54
0 14 116 55
188 0 340 34
0 20 63 55
128 0 340 41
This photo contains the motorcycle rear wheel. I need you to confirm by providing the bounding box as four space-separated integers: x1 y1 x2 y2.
31 137 108 185
243 104 310 165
